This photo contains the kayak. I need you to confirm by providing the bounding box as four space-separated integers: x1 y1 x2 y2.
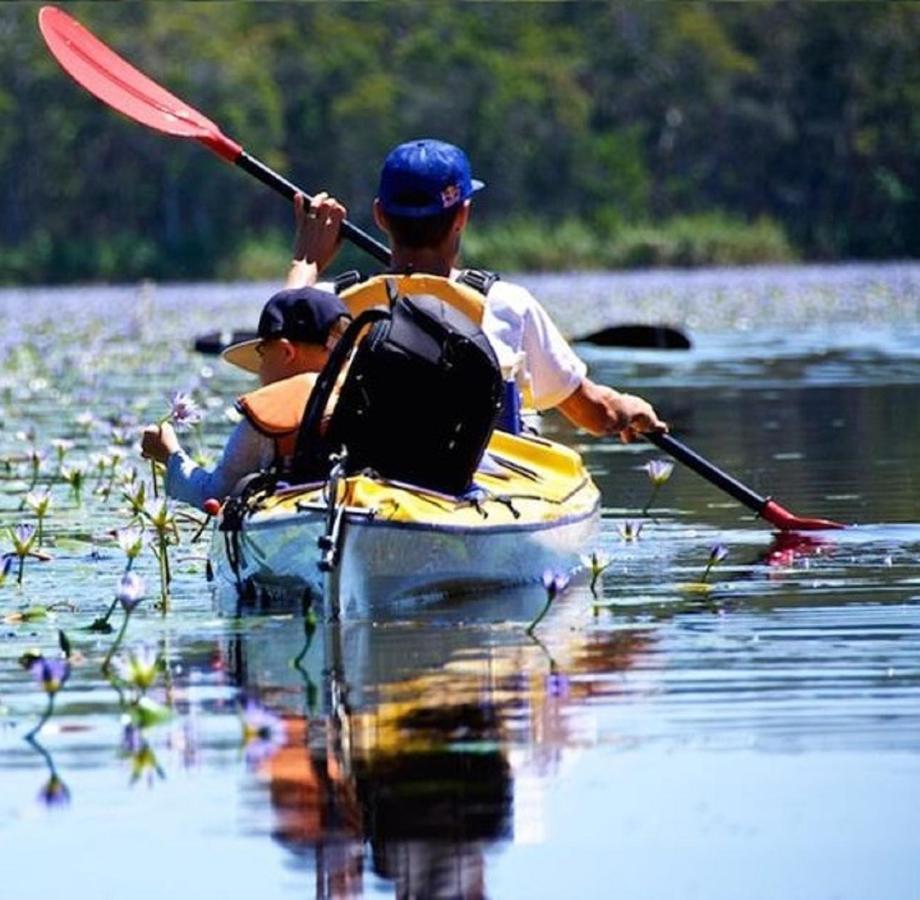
211 429 600 618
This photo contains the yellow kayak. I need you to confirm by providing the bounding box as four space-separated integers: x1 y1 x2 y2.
211 429 599 617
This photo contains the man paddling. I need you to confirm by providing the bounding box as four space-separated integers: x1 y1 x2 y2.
285 138 666 443
141 287 350 509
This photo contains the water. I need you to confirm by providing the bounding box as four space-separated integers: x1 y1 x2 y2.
1 264 919 899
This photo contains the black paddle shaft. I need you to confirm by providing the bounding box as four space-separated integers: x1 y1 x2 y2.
645 431 768 516
235 151 392 266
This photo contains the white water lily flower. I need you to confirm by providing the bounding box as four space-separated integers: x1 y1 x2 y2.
114 644 159 691
116 526 146 561
643 459 675 486
25 490 52 517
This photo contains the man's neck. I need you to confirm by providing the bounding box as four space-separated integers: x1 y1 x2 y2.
388 247 455 278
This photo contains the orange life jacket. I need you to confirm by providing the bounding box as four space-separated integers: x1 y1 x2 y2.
236 373 318 467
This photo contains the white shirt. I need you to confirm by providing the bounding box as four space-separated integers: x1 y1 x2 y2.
322 274 587 412
479 278 586 411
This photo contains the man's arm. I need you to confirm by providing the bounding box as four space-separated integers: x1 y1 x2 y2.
286 191 347 289
556 377 667 443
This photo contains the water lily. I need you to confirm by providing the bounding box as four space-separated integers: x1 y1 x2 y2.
9 523 37 585
644 459 675 486
51 438 75 468
116 572 146 612
114 644 159 692
528 568 572 634
37 772 71 808
144 499 177 612
617 520 644 541
25 489 52 546
641 459 675 515
60 464 86 502
700 543 729 583
116 527 145 569
122 480 147 518
165 391 202 431
31 656 70 696
580 550 612 597
74 411 96 432
542 569 571 598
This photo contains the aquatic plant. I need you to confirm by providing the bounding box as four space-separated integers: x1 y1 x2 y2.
25 489 52 546
143 499 178 612
101 574 147 672
617 520 644 541
166 391 203 431
115 526 145 572
26 656 71 739
60 464 86 504
641 459 674 516
114 644 160 694
580 551 612 597
700 544 729 583
8 523 37 585
51 438 75 471
123 725 165 786
37 771 71 808
528 569 571 634
121 480 147 520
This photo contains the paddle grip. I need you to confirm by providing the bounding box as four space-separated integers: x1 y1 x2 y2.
234 152 392 266
645 431 768 516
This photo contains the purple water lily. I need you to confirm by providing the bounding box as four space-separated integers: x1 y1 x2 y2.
166 391 202 431
541 568 571 599
37 773 71 808
30 657 71 696
641 459 675 516
701 543 729 583
116 572 146 612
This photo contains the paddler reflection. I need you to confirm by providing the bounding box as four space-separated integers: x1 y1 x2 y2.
224 601 655 898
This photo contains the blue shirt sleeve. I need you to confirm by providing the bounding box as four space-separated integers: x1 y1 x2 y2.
164 419 275 509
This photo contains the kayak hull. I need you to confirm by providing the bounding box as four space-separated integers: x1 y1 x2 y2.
211 431 600 618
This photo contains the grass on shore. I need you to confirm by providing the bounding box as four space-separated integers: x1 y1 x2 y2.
219 211 795 281
0 212 795 285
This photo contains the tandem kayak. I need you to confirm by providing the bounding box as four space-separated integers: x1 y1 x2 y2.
210 429 600 618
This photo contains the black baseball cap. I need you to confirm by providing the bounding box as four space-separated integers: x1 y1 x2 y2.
222 286 350 373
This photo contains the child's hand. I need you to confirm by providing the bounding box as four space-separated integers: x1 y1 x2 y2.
141 422 180 464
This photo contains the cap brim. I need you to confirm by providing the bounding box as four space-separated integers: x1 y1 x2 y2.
471 178 485 193
221 339 261 374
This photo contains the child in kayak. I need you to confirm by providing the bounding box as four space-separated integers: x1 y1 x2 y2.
141 286 351 510
283 138 666 443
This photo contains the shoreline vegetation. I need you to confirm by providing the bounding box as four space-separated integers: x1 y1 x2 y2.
2 4 917 285
225 212 796 282
1 213 795 286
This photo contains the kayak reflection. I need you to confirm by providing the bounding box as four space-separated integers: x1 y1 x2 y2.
223 593 656 898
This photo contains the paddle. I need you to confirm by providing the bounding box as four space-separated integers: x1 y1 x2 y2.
40 6 699 353
575 323 691 350
645 431 845 531
37 5 391 266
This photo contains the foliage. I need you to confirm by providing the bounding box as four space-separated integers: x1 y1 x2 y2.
1 2 918 284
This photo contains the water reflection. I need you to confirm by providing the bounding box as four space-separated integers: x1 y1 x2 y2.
222 598 655 898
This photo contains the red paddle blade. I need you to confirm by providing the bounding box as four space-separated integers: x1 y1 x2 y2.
761 499 845 532
38 6 241 161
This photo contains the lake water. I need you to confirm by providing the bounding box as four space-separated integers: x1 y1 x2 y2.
0 264 918 899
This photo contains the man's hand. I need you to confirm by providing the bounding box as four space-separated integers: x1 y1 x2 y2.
141 422 180 465
558 378 667 443
286 191 347 288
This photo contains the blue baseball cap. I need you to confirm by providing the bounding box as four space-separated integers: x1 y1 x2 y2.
378 139 485 218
